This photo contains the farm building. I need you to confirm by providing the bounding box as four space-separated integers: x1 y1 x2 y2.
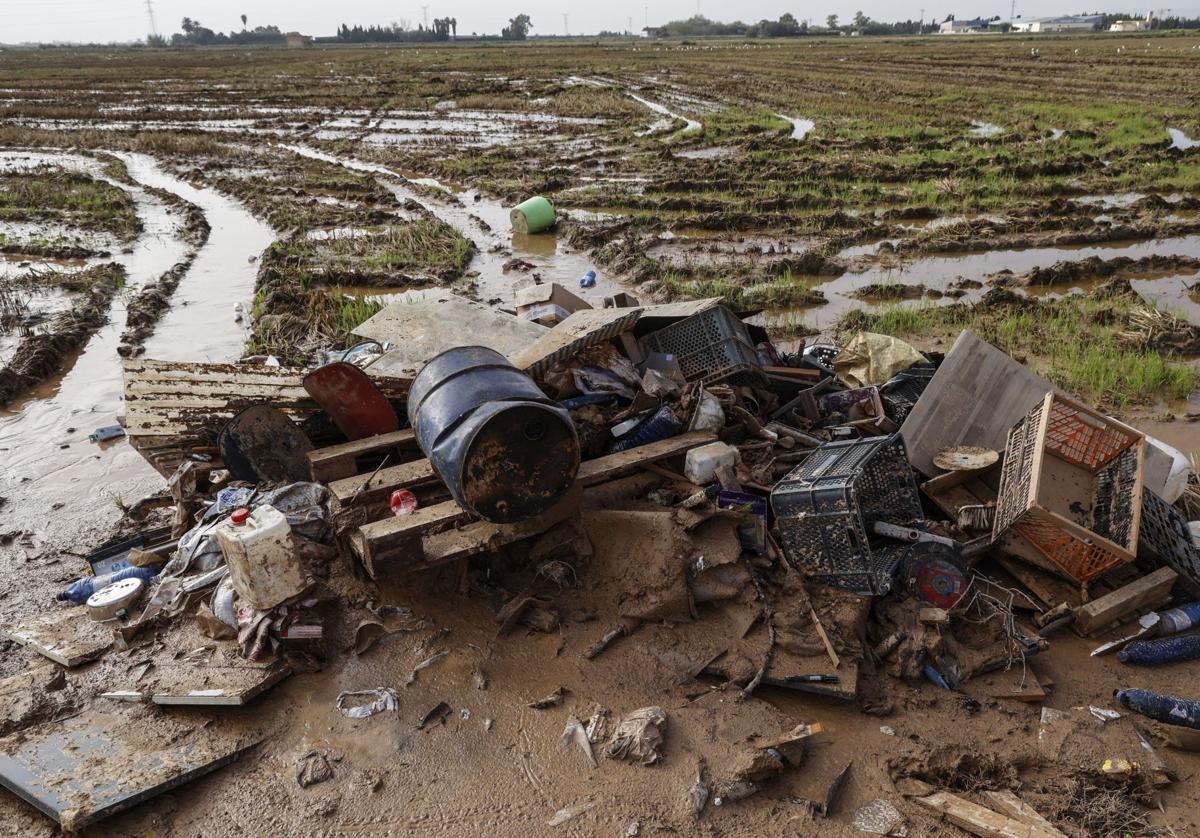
1011 15 1103 32
1110 12 1152 31
938 18 991 33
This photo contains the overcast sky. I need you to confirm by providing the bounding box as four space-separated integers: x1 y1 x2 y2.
0 0 1184 43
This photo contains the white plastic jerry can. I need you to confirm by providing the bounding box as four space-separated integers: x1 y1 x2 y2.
215 505 308 610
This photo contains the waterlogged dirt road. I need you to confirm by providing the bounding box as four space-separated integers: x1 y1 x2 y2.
0 149 272 558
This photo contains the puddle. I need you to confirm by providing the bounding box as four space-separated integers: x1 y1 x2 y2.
1168 128 1199 151
286 145 628 306
677 147 735 160
114 152 276 362
0 148 216 533
969 121 1003 138
761 234 1200 330
779 116 815 140
628 94 702 135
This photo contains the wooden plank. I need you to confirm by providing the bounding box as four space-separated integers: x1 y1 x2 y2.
122 359 409 477
415 488 582 571
982 791 1065 837
914 791 1063 838
308 428 418 481
899 331 1059 478
329 457 438 508
358 487 581 573
995 556 1082 609
352 432 717 569
0 607 111 668
578 431 716 486
1074 566 1178 635
150 662 292 707
509 307 643 379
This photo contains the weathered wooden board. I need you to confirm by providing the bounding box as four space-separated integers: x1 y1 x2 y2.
307 428 419 483
329 457 438 508
1074 566 1178 635
899 331 1180 497
982 791 1065 837
914 791 1062 838
104 661 291 707
354 295 546 378
1 607 111 668
350 431 717 570
122 359 410 476
508 306 642 378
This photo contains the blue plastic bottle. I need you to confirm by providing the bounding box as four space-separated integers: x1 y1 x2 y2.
56 566 160 604
579 270 597 288
1114 688 1200 729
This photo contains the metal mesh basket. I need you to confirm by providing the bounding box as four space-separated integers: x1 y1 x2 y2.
771 434 922 595
992 392 1145 582
638 305 760 381
1139 489 1200 590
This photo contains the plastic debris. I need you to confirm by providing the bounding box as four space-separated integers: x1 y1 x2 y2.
336 688 398 719
608 706 667 765
1115 688 1200 729
558 715 597 768
89 425 125 443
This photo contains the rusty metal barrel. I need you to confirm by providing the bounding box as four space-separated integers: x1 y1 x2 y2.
407 346 579 524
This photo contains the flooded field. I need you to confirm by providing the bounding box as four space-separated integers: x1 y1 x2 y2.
0 33 1198 837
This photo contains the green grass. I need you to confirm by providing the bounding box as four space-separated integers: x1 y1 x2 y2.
0 170 140 239
270 220 474 285
658 268 827 310
838 297 1197 407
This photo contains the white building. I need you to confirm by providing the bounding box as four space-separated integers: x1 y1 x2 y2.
1110 12 1152 32
939 18 990 33
1012 15 1103 32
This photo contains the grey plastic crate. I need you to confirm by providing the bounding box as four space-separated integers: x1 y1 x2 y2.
770 434 922 595
1139 489 1200 591
637 305 760 381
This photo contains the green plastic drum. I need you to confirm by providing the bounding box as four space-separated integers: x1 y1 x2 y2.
510 196 556 234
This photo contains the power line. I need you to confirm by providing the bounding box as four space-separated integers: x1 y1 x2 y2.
420 5 429 28
145 0 158 37
562 12 568 35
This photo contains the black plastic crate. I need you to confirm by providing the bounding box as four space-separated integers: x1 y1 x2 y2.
770 434 922 595
1139 489 1200 591
638 305 760 381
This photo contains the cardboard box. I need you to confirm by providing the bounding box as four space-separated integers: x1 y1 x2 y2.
515 283 593 326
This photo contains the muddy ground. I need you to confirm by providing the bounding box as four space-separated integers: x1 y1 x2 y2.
0 33 1198 836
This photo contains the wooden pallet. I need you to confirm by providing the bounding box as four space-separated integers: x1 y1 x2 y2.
307 427 421 483
336 431 717 577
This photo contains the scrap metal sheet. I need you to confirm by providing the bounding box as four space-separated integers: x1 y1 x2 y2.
0 708 260 831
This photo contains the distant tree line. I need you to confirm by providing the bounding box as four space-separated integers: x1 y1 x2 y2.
168 17 285 46
336 19 458 43
655 13 933 38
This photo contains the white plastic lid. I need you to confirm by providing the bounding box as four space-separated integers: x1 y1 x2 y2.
86 577 145 620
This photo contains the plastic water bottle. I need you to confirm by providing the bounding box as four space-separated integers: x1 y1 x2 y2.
1115 687 1200 729
1118 634 1200 666
579 270 597 288
56 565 160 605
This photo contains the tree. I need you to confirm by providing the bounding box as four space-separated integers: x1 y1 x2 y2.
502 14 532 40
853 10 870 28
450 17 457 38
240 14 247 28
826 14 839 29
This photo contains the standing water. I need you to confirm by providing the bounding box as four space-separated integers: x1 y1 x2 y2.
0 150 273 537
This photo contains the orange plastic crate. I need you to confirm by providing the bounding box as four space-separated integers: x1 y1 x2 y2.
992 393 1145 582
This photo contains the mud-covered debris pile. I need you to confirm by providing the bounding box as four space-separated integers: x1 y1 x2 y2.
2 286 1199 835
